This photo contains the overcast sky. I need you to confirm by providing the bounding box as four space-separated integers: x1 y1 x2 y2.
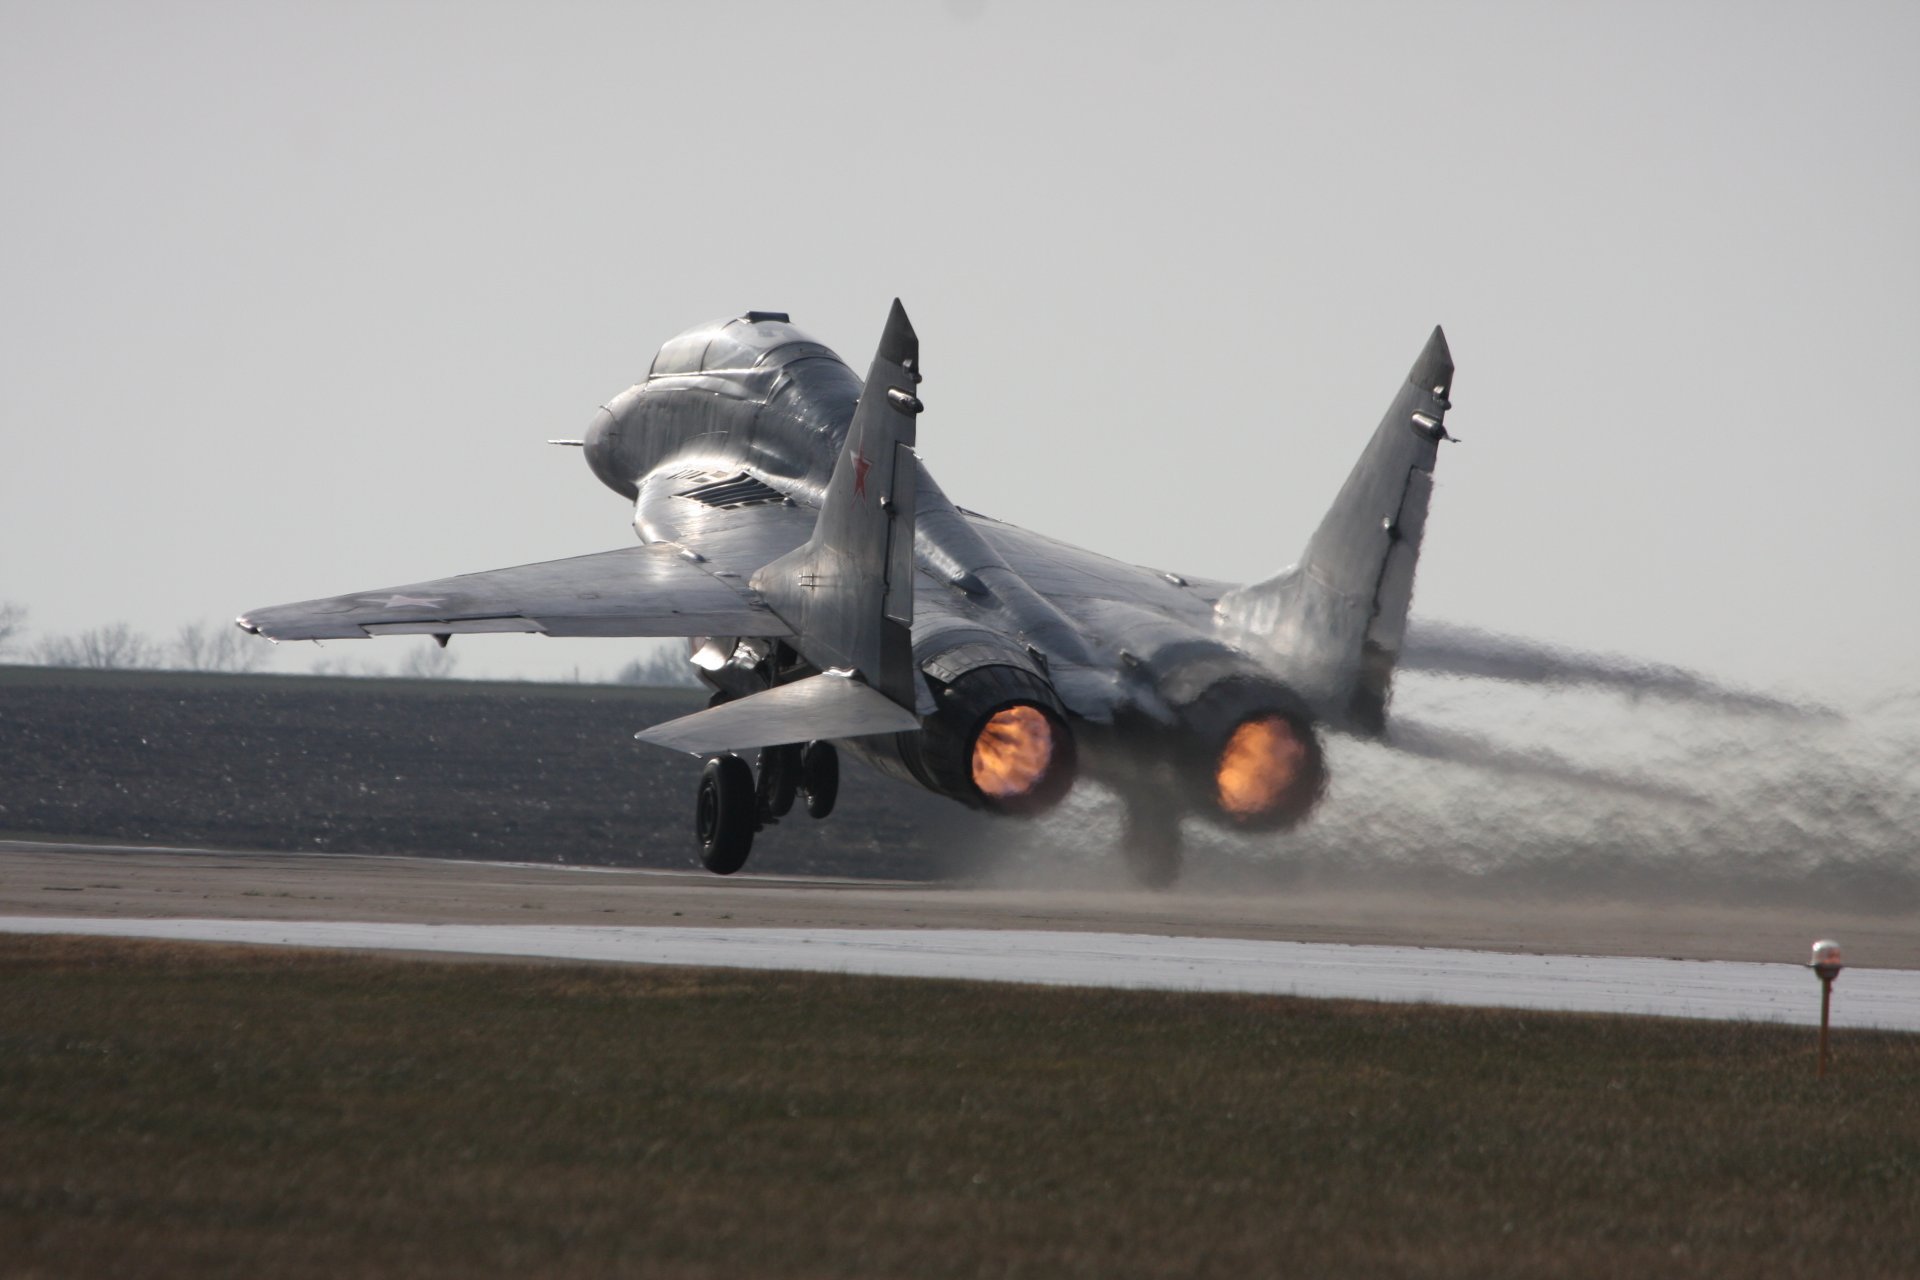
3 0 1915 696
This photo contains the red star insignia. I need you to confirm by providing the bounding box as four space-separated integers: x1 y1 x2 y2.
852 449 873 500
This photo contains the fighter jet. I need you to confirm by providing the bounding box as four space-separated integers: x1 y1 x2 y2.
240 300 1456 884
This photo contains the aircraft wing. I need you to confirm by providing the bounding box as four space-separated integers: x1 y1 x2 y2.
237 545 793 642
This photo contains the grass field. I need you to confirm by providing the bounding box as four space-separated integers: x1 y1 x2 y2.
3 936 1917 1279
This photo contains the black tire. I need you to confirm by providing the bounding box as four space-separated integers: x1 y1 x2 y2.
757 744 800 819
800 740 839 820
697 754 756 875
1120 801 1182 889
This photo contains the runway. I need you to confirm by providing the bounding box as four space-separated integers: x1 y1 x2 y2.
5 840 1917 1028
6 914 1918 1029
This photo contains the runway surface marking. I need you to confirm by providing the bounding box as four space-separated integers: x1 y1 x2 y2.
6 917 1916 1030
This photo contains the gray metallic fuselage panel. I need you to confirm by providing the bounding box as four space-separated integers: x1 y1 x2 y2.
585 316 1241 788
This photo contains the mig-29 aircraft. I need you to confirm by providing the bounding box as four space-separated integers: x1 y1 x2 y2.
240 300 1458 885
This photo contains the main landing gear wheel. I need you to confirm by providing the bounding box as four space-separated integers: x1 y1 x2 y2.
697 753 756 875
800 740 839 820
1121 801 1183 889
757 744 800 820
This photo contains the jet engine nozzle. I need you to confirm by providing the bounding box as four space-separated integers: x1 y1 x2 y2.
1152 650 1326 831
1211 711 1319 828
971 703 1061 804
907 664 1077 816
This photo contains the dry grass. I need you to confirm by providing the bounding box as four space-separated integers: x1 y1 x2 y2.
2 935 1916 1279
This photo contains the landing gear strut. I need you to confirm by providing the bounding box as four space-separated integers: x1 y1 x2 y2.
800 740 838 819
757 744 800 819
1121 800 1182 889
693 741 839 875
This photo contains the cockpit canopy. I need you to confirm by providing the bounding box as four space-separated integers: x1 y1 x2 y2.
648 312 842 379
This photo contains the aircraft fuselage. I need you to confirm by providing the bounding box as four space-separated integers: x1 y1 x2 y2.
580 315 1329 834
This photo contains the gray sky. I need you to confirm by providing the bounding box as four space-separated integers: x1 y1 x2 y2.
4 0 1915 695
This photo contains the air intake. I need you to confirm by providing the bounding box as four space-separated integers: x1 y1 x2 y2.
676 472 787 510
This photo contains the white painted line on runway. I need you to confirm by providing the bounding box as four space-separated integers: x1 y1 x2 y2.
5 916 1916 1030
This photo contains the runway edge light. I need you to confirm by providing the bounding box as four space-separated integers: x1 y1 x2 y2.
1808 939 1844 1078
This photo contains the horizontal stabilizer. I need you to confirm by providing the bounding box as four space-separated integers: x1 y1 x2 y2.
237 545 792 642
636 671 920 755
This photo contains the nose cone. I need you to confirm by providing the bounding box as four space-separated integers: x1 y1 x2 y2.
582 398 636 500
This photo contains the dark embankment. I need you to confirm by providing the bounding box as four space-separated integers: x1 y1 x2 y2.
0 666 994 878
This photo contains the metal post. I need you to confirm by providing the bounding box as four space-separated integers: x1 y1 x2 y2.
1818 976 1833 1079
1809 939 1843 1080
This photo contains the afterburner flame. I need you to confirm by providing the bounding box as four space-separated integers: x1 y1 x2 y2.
971 704 1056 799
1216 716 1307 818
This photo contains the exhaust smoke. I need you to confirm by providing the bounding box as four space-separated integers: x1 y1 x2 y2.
1265 677 1918 910
979 673 1919 913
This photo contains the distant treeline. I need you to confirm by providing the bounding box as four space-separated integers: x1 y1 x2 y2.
0 602 699 686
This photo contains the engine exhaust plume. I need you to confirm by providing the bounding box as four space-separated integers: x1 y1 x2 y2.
973 704 1058 801
1216 715 1308 821
1400 621 1836 720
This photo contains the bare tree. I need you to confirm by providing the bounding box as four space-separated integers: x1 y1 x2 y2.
0 602 24 655
613 644 701 688
173 621 216 671
399 640 458 679
34 622 159 669
311 655 390 677
173 620 270 673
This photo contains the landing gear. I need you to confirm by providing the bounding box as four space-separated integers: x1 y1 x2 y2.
696 754 756 875
693 741 838 876
1121 800 1183 889
757 745 800 819
800 740 839 819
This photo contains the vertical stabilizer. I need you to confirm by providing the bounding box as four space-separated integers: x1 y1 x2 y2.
1218 327 1455 734
752 299 923 710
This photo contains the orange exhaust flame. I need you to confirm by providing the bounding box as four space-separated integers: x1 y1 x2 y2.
1216 716 1306 819
972 704 1056 800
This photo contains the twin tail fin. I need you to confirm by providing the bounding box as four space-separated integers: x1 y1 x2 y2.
1218 326 1455 735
